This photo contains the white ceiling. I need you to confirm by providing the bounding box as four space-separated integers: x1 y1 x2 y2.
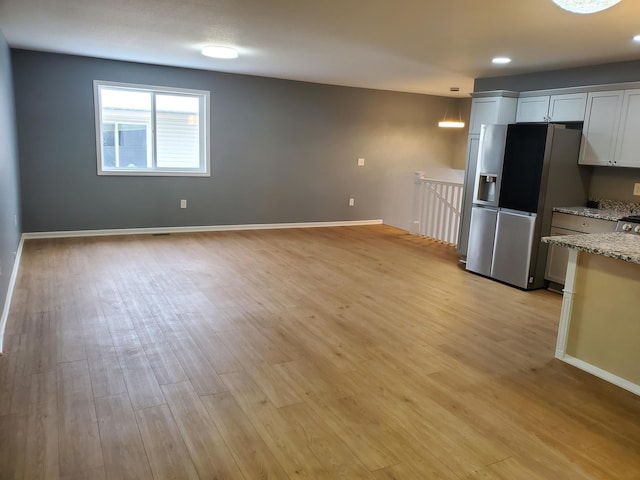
1 0 639 97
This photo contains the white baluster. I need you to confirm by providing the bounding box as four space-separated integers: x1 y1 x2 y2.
410 176 464 246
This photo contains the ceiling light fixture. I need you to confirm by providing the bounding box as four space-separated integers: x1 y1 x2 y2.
633 34 640 43
438 87 465 129
492 57 511 65
551 0 621 14
201 46 239 59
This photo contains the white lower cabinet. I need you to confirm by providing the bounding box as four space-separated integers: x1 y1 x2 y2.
545 227 575 284
545 213 616 285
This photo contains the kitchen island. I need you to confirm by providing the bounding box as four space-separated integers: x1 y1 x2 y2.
542 232 640 395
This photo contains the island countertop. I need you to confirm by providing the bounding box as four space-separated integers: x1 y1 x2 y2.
542 232 640 265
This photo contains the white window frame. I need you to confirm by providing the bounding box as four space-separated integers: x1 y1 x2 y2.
103 121 152 169
94 80 211 177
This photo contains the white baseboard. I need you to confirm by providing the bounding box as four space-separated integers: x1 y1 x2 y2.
0 236 24 355
559 354 640 397
22 219 384 239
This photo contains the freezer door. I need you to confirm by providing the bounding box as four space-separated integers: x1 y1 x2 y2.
466 206 498 277
491 210 537 289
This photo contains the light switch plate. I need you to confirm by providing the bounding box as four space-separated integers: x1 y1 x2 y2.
357 158 365 166
634 183 640 196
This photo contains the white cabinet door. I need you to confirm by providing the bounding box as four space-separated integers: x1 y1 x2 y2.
544 227 575 284
544 214 615 285
579 91 624 166
469 97 517 135
470 99 498 135
548 93 587 122
516 93 586 123
614 89 640 168
516 96 550 122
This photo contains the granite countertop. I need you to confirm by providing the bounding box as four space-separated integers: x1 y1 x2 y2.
542 232 640 265
552 206 628 222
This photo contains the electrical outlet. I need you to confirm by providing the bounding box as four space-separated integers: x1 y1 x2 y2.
357 158 365 167
349 198 355 207
180 199 187 209
634 183 640 196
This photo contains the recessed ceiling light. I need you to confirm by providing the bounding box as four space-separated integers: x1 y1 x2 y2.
201 46 239 59
492 57 511 65
633 35 640 43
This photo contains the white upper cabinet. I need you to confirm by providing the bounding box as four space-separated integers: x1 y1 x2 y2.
469 96 517 135
614 89 640 168
516 96 550 122
516 93 586 123
579 91 624 166
548 93 587 122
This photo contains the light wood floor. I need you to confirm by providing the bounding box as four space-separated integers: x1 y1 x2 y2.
1 225 639 480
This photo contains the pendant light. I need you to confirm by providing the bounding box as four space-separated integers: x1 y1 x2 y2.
552 0 621 14
438 87 465 129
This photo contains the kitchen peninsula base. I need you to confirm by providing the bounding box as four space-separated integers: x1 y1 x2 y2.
555 248 640 395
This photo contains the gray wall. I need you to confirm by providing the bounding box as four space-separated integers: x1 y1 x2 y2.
0 31 21 320
474 59 640 93
475 59 640 205
13 49 467 233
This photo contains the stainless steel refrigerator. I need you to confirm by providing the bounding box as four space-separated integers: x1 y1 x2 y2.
466 123 590 289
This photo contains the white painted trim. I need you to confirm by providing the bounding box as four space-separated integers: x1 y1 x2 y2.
0 236 24 355
558 354 640 397
21 219 385 240
555 249 578 358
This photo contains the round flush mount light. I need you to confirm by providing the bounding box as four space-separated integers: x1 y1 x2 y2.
201 46 239 59
492 57 512 65
633 34 640 43
552 0 621 14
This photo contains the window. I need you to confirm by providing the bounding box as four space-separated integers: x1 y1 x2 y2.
94 81 210 176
